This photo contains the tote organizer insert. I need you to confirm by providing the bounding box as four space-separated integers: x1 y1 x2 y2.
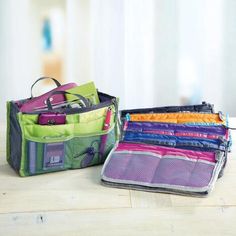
101 106 231 196
7 77 120 176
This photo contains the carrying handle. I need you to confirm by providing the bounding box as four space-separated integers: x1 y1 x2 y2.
31 77 61 98
46 90 91 110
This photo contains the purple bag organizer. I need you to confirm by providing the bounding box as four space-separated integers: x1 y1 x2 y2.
101 142 226 196
101 105 231 197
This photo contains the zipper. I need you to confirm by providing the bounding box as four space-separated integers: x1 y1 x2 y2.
120 102 214 117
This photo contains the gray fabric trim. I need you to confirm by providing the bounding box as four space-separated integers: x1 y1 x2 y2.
101 180 209 197
101 147 226 196
8 102 22 172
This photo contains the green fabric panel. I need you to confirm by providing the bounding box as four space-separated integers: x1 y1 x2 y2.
70 129 116 169
15 103 119 176
21 108 116 143
23 141 72 176
66 82 100 105
18 113 27 176
65 114 80 124
22 121 115 142
19 137 27 177
20 114 38 125
6 102 11 163
20 105 115 125
20 126 116 175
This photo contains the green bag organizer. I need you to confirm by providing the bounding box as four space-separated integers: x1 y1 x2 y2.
6 81 120 177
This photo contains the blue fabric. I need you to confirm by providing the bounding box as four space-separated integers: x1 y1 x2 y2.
123 131 227 151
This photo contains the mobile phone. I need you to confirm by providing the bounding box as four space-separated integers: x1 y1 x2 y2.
38 113 66 125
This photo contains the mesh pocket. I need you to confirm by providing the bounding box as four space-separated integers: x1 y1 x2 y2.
102 150 216 190
25 140 69 175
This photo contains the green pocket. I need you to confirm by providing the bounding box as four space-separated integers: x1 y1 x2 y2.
22 126 117 176
25 140 70 175
19 108 118 176
22 115 115 142
70 129 116 169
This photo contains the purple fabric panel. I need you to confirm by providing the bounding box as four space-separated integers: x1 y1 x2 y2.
151 158 194 186
121 154 160 182
104 152 215 188
151 158 214 187
126 122 226 136
103 153 132 179
188 163 215 187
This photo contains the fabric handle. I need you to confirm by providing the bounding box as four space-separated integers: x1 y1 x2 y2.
31 77 61 98
46 90 90 110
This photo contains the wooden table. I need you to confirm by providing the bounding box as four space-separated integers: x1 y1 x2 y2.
0 122 236 236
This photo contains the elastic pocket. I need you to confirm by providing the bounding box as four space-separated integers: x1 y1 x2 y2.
102 150 216 189
101 143 222 194
23 125 117 175
70 128 116 169
25 140 70 175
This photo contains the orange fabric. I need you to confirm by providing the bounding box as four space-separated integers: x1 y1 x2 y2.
130 113 225 124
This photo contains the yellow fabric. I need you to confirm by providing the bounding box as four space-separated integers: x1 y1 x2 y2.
130 113 225 124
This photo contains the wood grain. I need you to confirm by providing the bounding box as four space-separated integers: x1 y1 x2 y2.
1 120 236 235
0 207 236 236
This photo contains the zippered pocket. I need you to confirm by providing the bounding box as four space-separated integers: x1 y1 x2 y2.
124 122 228 139
128 112 225 124
120 102 214 118
123 131 227 152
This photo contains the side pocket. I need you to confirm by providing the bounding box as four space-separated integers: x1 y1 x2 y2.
7 102 22 172
25 140 70 175
71 128 116 169
23 126 117 175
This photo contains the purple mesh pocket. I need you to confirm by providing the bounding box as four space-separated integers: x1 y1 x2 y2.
151 158 214 187
101 143 222 194
104 152 160 183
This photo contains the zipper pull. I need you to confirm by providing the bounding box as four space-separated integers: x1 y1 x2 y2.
126 113 130 121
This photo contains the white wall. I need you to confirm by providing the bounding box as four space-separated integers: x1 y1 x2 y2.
90 0 179 109
154 0 179 106
178 0 223 111
222 0 236 116
0 0 41 122
90 0 125 108
124 0 155 109
0 0 236 123
66 0 91 84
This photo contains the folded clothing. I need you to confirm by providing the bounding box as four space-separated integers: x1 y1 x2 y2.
101 142 225 196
